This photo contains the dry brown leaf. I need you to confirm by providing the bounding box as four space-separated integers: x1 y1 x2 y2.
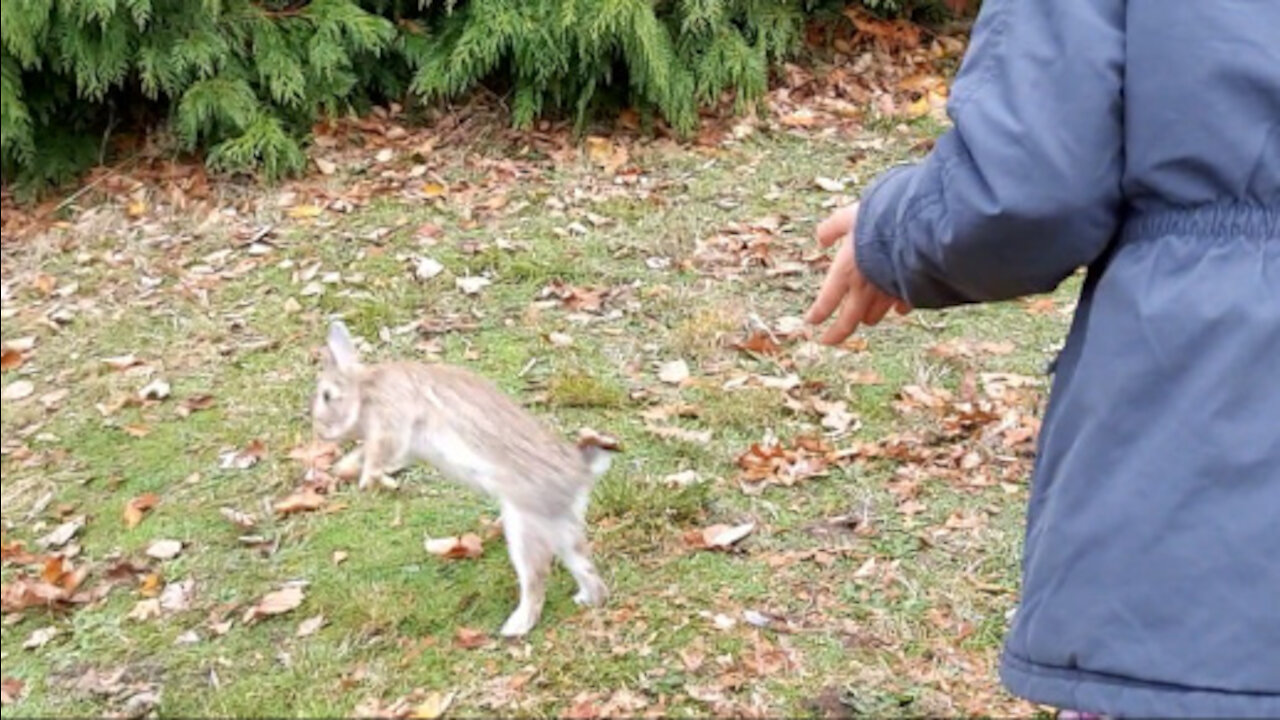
220 439 267 470
37 516 84 549
22 625 57 650
658 359 690 385
274 487 326 515
644 423 713 445
124 493 159 529
1 577 69 612
219 506 257 530
1 675 25 705
0 349 23 371
101 354 142 371
123 424 152 438
145 539 183 561
686 522 755 551
138 572 163 597
731 331 781 356
288 440 339 471
412 691 455 720
287 204 323 219
243 585 304 623
424 533 483 560
2 381 34 402
454 626 488 649
296 614 325 638
585 136 629 174
176 394 216 418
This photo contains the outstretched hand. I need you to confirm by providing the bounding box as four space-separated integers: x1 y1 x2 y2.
805 204 911 345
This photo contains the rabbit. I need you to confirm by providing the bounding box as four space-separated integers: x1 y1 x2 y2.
310 320 616 637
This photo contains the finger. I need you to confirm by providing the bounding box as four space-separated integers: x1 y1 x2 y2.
806 246 854 324
894 299 913 315
821 287 870 345
816 205 858 248
863 295 894 326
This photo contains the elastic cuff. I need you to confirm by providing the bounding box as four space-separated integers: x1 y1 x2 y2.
854 163 917 299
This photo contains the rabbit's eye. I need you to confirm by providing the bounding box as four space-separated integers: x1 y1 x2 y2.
321 389 334 404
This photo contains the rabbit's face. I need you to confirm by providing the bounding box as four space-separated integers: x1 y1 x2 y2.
312 367 360 441
312 321 363 441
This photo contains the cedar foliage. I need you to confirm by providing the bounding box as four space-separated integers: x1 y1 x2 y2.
1 0 958 191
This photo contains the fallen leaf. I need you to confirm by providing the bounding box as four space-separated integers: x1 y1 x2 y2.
138 572 163 597
1 577 68 612
644 423 712 445
424 533 483 560
296 614 325 638
412 691 455 720
780 110 818 128
38 388 70 408
815 176 846 192
315 158 337 175
658 359 690 385
0 348 23 371
128 598 161 622
2 381 34 402
3 337 36 353
287 204 324 219
274 487 326 515
175 630 201 645
145 539 183 561
413 257 445 281
662 469 702 488
22 625 57 650
37 516 84 549
101 354 141 371
123 424 152 438
548 332 574 348
455 276 491 295
585 136 629 174
124 493 160 529
1 675 25 705
454 626 488 649
219 439 267 470
288 440 338 471
332 550 349 565
687 522 756 551
732 331 781 356
126 200 147 218
244 585 304 623
421 182 448 199
159 578 196 612
219 507 257 530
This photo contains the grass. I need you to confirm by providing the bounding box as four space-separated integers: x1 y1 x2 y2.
0 128 1075 718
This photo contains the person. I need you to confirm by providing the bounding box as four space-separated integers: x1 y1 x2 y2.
804 1 1279 718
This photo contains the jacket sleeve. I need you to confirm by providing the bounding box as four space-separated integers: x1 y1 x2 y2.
854 0 1126 308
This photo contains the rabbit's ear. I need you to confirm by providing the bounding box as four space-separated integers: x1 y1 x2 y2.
326 321 359 372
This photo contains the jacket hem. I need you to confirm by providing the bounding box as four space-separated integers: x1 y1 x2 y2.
1000 652 1280 719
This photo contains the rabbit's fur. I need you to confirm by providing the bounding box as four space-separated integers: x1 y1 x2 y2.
311 321 613 637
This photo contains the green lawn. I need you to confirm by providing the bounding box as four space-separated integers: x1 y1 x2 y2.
1 127 1074 718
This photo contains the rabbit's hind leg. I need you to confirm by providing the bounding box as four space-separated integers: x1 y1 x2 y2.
557 492 607 607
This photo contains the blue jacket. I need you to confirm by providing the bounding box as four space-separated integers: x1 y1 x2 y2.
854 1 1279 716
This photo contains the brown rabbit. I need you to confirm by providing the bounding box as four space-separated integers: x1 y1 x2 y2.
311 321 614 637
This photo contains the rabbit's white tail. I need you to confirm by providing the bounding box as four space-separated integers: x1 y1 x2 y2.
576 429 621 479
580 445 613 478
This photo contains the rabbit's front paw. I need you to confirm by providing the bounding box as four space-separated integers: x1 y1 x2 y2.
334 449 363 482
